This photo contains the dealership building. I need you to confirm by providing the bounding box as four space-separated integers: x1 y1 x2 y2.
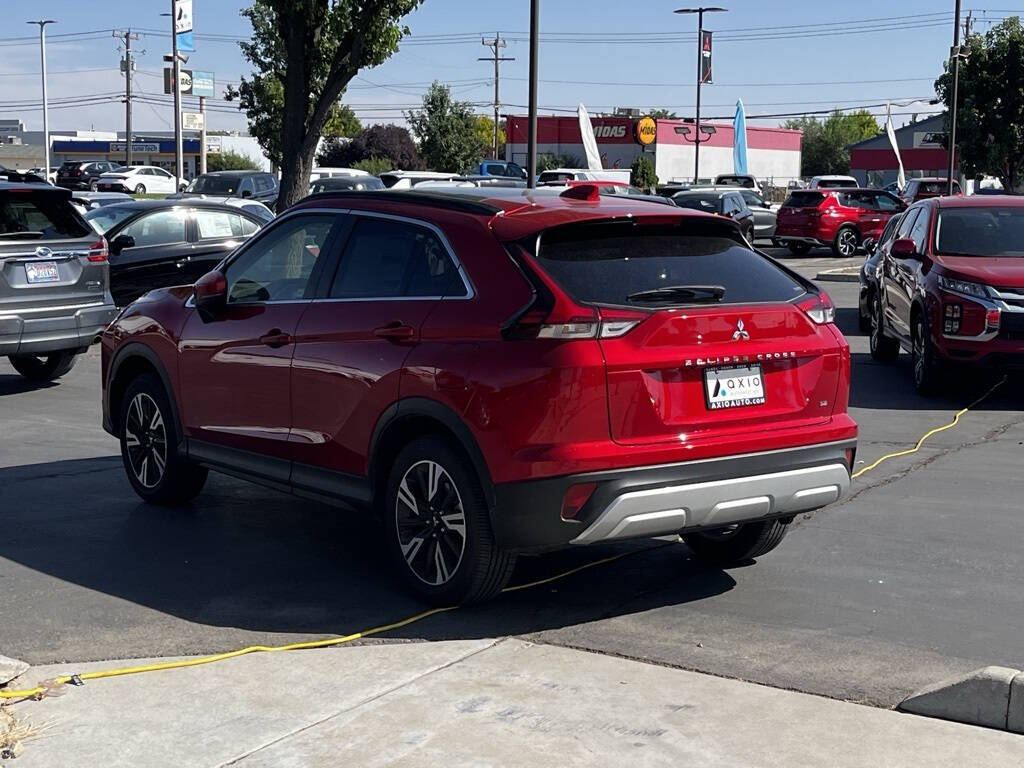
506 115 802 185
847 113 956 188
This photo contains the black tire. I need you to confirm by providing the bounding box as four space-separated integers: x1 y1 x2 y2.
787 242 811 256
118 372 207 505
912 309 943 395
858 290 873 333
833 225 860 257
89 180 98 192
385 436 515 605
870 292 900 362
134 184 146 195
8 351 78 381
683 519 790 565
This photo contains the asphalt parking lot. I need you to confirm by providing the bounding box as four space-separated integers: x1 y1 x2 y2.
2 247 1022 709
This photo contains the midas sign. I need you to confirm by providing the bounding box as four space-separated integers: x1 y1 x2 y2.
635 116 657 146
593 124 627 138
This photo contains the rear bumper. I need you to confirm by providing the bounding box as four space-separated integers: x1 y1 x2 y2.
491 439 855 552
57 180 90 190
97 183 131 193
0 301 118 356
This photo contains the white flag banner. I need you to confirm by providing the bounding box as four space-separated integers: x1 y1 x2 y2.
578 103 602 171
886 103 906 191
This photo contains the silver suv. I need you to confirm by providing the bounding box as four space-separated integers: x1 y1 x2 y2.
0 180 117 380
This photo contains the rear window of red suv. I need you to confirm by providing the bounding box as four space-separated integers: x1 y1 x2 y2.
782 192 825 208
536 221 805 307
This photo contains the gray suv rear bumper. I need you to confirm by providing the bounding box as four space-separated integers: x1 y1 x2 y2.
0 301 117 356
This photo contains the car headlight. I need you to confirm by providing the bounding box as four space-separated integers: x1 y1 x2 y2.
937 275 991 300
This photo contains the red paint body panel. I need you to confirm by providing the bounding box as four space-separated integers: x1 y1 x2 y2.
776 190 902 245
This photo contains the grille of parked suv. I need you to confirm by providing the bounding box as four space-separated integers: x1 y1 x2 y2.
998 311 1024 340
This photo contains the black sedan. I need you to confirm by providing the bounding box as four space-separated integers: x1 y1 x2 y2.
858 211 904 332
84 200 264 306
671 189 756 243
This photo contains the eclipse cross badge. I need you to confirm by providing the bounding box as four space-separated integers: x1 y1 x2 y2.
35 246 52 259
732 319 750 341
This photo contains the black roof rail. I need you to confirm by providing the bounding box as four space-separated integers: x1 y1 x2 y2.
290 189 503 216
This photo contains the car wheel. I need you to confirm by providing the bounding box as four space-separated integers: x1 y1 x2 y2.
134 184 146 195
787 243 811 256
386 436 515 605
912 310 943 395
683 519 790 565
8 351 78 381
119 373 207 505
870 292 900 362
858 289 873 333
833 226 860 257
89 181 98 192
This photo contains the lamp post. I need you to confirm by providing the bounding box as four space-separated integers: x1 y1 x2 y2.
675 7 726 184
27 20 56 181
947 0 962 196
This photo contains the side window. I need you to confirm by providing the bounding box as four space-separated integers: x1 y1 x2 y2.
896 209 919 239
875 194 900 211
225 214 337 303
909 207 931 249
254 176 271 192
239 178 255 195
237 216 261 235
121 209 188 247
139 168 153 176
156 168 173 179
329 217 466 299
194 210 239 239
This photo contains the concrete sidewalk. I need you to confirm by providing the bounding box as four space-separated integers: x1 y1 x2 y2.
4 639 1023 767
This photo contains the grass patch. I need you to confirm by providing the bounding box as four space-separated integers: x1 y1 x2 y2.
131 193 169 200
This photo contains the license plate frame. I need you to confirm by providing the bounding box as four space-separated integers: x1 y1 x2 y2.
704 364 766 411
25 261 60 284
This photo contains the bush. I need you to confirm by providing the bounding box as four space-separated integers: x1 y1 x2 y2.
630 154 658 191
317 124 424 170
353 156 393 175
206 149 260 172
536 153 582 172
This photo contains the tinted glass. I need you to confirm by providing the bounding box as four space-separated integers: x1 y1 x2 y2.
83 205 139 234
879 214 901 245
837 191 877 210
238 216 261 234
817 179 857 188
917 181 954 195
739 190 763 207
254 176 272 192
226 214 336 302
896 209 919 239
782 192 825 208
122 209 187 247
0 192 91 239
876 194 901 211
935 207 1024 257
195 210 250 239
330 218 466 299
537 222 805 307
672 194 721 213
909 207 931 248
190 175 240 194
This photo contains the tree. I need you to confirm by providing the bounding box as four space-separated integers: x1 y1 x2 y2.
353 156 393 175
324 104 361 139
474 115 505 158
406 82 486 172
630 154 658 190
206 149 260 172
316 123 423 169
936 16 1024 190
536 153 581 172
235 0 422 208
647 109 678 119
783 110 879 176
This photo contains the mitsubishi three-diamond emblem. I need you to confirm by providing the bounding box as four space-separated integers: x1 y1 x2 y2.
732 319 750 341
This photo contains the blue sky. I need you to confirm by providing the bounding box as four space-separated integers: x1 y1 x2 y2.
0 1 1016 134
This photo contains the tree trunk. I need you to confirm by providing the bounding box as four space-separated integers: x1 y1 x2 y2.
276 14 313 211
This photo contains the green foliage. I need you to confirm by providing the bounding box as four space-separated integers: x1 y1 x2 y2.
474 115 505 157
783 110 879 176
353 156 394 175
936 17 1024 189
234 0 422 207
316 124 423 169
206 148 260 172
406 82 487 173
630 154 658 190
324 104 361 139
536 153 582 172
647 109 678 119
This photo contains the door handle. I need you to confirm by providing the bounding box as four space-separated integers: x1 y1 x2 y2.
259 329 293 348
175 258 188 269
373 321 415 341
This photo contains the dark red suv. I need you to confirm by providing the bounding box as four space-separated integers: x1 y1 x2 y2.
871 195 1024 393
776 188 905 257
101 187 857 603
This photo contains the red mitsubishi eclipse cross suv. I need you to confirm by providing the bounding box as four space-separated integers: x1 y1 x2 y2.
101 186 857 604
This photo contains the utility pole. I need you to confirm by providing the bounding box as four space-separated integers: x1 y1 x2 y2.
27 20 56 180
115 29 140 166
170 0 184 184
947 0 962 196
527 0 539 188
479 34 514 160
199 96 207 174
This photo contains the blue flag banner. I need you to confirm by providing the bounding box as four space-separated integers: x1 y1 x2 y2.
733 99 748 175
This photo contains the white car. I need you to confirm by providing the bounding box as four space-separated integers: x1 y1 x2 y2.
536 168 631 185
96 165 183 195
808 175 858 189
309 167 370 182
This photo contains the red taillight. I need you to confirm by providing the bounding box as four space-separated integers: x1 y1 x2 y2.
86 237 108 262
797 292 835 325
561 482 597 520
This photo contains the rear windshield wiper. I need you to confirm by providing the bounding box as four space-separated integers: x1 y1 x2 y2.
0 231 44 239
626 284 725 304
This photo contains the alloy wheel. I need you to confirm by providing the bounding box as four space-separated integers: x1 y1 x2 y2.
124 392 167 489
913 317 927 387
395 460 467 586
837 229 858 256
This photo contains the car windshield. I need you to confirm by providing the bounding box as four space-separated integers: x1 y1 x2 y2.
917 181 957 195
188 176 242 194
537 221 804 307
0 191 91 239
935 207 1024 258
83 205 139 234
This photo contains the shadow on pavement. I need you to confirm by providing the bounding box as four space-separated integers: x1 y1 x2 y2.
0 373 59 396
0 456 736 656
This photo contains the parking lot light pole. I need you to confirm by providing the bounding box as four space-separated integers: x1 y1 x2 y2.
947 0 962 196
675 7 726 184
27 20 56 181
527 0 539 188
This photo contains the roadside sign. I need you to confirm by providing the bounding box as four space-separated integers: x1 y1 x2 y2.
182 112 205 131
164 68 194 95
176 0 195 52
191 71 215 98
700 30 713 84
635 115 657 146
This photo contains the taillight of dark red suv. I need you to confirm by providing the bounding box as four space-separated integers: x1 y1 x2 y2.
101 187 857 604
776 188 904 257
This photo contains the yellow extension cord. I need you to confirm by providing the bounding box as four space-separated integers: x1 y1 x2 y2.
1 376 1006 702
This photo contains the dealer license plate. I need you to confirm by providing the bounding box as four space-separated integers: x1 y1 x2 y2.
704 364 765 410
25 261 60 284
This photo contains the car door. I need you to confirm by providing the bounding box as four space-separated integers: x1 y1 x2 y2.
895 206 933 333
176 211 344 468
152 168 175 194
882 207 920 339
108 208 192 305
288 213 469 485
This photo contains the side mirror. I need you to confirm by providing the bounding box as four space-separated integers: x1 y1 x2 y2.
241 189 253 199
110 234 135 255
891 237 919 259
863 237 876 254
194 269 227 322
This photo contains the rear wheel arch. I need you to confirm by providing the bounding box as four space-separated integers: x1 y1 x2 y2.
108 344 181 438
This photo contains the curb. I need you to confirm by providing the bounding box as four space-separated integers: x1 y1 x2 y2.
898 666 1024 733
814 269 860 283
0 654 28 686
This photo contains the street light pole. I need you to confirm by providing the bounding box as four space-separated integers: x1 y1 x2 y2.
947 0 962 196
527 0 539 188
170 0 184 184
27 20 56 181
675 7 726 184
